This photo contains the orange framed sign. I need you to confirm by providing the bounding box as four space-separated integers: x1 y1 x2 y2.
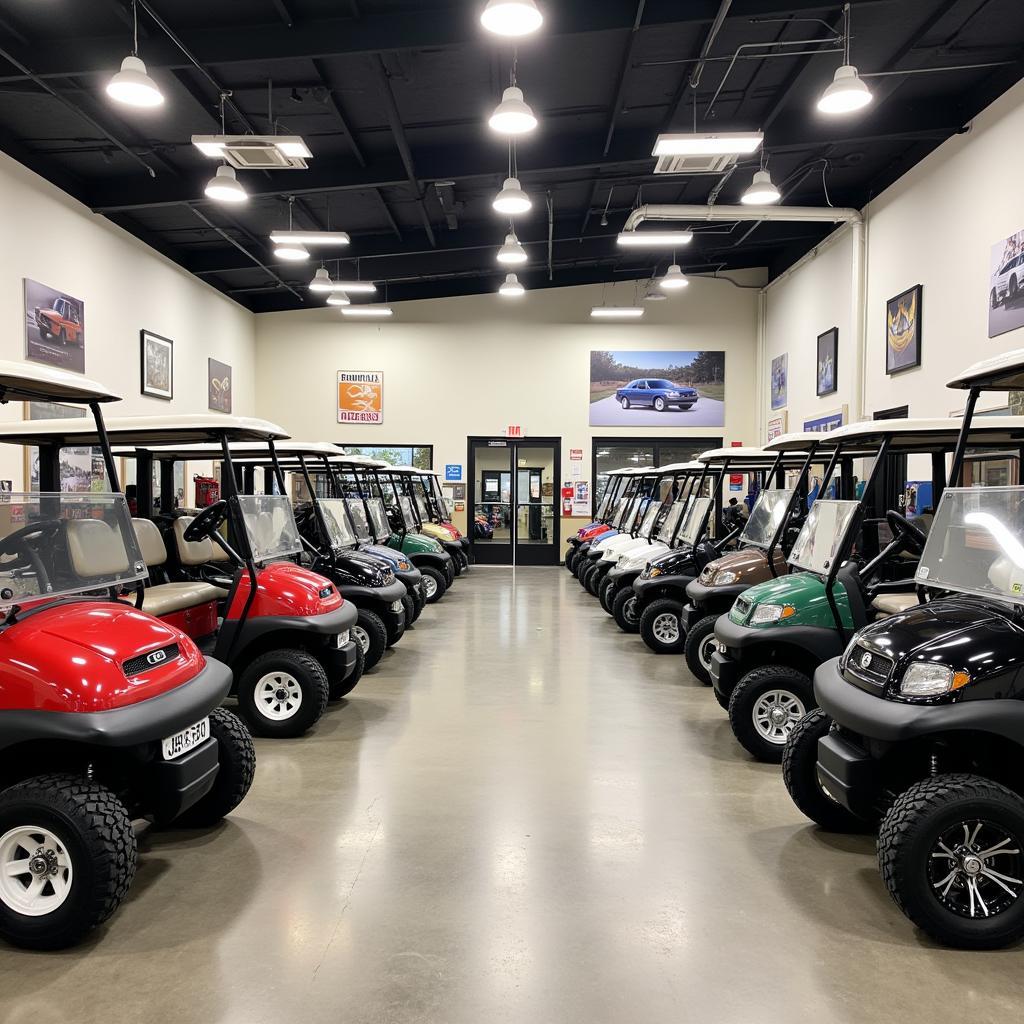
337 370 383 424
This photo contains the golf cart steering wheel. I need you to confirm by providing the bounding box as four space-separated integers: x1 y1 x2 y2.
0 520 61 592
183 500 229 543
886 509 928 555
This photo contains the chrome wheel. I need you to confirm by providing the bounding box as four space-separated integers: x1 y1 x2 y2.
0 826 73 917
422 575 438 598
698 634 716 673
752 690 805 745
254 671 303 721
623 596 638 625
352 625 370 653
652 612 680 645
929 820 1023 919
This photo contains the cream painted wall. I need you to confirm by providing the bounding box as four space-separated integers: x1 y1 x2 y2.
255 275 762 538
763 76 1024 433
0 151 257 488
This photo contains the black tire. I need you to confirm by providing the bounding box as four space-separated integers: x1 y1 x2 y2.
385 614 405 647
713 685 731 711
401 594 415 629
0 775 136 950
174 708 256 828
330 640 365 700
620 397 630 410
578 560 594 590
654 396 666 412
878 774 1024 949
450 552 462 577
410 585 424 621
683 614 719 686
727 665 814 763
353 608 388 670
236 648 329 738
612 585 641 633
420 565 447 604
565 548 577 574
639 598 686 654
454 549 469 574
599 576 618 614
585 564 604 596
782 709 868 832
443 558 456 585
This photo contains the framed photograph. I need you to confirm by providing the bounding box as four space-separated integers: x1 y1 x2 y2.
770 353 787 410
886 285 922 375
988 228 1024 338
208 358 232 413
816 328 838 397
140 330 173 400
24 278 85 374
22 401 108 493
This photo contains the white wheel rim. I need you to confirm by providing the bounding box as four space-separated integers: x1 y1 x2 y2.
352 626 370 653
752 689 806 744
623 597 637 624
0 826 73 917
652 612 680 644
254 671 303 721
423 576 438 597
698 634 716 671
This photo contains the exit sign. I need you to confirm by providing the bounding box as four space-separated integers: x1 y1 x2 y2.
505 424 525 438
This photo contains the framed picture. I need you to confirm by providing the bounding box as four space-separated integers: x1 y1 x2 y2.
988 228 1024 338
208 358 232 413
770 353 787 410
24 278 85 374
886 285 922 375
22 401 108 493
816 328 838 397
140 330 173 400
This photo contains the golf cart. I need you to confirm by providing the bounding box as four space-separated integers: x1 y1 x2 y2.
571 469 645 579
711 418 1023 764
389 466 468 576
418 469 472 570
0 362 254 949
680 436 821 682
564 470 630 573
783 351 1024 949
67 416 362 737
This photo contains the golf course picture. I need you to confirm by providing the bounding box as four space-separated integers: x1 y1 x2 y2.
589 349 725 426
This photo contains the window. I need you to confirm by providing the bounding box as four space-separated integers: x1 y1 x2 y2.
342 444 433 469
592 437 722 505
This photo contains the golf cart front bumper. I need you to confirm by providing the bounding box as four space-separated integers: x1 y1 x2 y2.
607 563 640 584
395 566 423 594
684 579 749 617
632 571 696 608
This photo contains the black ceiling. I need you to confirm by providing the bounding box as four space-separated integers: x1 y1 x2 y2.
0 0 1021 311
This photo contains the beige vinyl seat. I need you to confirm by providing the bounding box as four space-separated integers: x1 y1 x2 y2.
871 592 921 616
131 518 227 616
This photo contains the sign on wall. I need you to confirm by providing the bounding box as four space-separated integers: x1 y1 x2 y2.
24 278 86 375
337 370 383 424
505 424 525 437
766 411 788 441
803 407 847 433
570 448 583 460
445 464 462 481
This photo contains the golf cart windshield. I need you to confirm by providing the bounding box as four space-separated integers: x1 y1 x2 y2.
399 495 418 530
430 478 452 519
344 499 373 543
637 501 661 537
787 499 860 574
915 486 1024 604
236 494 302 563
620 497 645 531
412 487 430 521
679 497 712 546
0 492 146 605
318 498 357 549
367 499 391 541
657 498 690 544
741 489 794 549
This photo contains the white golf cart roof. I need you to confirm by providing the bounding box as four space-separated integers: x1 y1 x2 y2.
826 416 1024 451
111 439 336 463
658 461 705 472
948 349 1024 391
330 454 389 468
763 432 827 453
0 413 289 447
0 360 120 405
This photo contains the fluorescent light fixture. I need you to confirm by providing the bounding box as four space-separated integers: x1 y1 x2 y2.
309 269 376 294
652 132 763 157
331 281 377 294
489 87 538 135
276 139 314 158
499 273 525 297
817 65 872 114
659 264 689 291
191 135 312 159
273 240 310 262
204 165 247 204
106 55 164 109
617 231 694 248
740 169 781 205
590 307 644 319
493 177 532 216
326 292 350 307
341 306 394 318
480 0 543 37
497 232 528 265
269 230 351 247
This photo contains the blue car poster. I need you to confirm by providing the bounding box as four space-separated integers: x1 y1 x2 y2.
589 350 725 427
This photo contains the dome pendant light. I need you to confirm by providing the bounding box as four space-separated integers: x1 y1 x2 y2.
204 164 247 203
497 232 528 265
817 4 872 114
309 266 334 292
741 169 781 205
493 176 532 216
480 0 543 37
327 292 351 307
659 264 689 291
499 273 526 297
106 3 163 109
489 87 538 135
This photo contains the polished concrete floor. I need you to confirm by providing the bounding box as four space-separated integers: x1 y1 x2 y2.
2 567 1022 1023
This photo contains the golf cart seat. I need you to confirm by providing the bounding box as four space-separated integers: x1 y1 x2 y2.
130 518 227 615
871 593 921 616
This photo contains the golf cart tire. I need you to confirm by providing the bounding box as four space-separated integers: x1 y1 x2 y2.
174 708 256 828
401 594 416 628
385 615 405 647
586 565 604 596
420 565 447 604
330 641 364 701
565 550 577 573
683 614 720 686
639 599 686 654
728 665 814 764
782 709 869 833
612 585 641 634
237 648 329 738
410 587 424 621
0 775 136 950
356 608 388 670
599 576 617 614
878 774 1024 949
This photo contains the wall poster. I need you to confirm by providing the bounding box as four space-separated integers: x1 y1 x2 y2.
770 353 788 410
766 411 787 441
141 330 173 400
24 401 106 492
208 358 233 413
989 228 1024 339
24 278 85 374
816 328 838 396
337 370 383 424
886 285 922 374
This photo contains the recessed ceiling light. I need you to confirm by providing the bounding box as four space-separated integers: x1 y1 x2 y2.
659 264 689 291
497 232 528 265
617 231 694 248
817 65 872 114
480 0 543 37
106 55 164 109
493 177 532 216
499 273 526 297
652 132 763 157
591 307 644 319
489 87 538 135
740 169 781 205
341 306 394 318
204 164 247 203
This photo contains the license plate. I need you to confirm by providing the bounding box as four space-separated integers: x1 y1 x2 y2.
162 717 209 761
390 600 403 613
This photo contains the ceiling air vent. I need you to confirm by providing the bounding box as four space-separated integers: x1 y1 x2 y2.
651 132 763 175
191 135 312 170
653 152 740 175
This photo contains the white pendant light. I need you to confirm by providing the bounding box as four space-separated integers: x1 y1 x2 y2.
642 285 667 302
204 164 247 203
617 230 694 248
659 264 689 291
106 55 164 109
309 267 334 292
480 0 543 37
499 273 525 297
274 240 310 261
497 232 528 265
493 177 532 216
341 306 394 318
817 64 872 114
326 292 350 307
591 307 644 319
489 87 538 135
741 169 781 205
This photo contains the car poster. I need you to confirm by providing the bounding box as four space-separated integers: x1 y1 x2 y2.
338 370 383 424
989 228 1024 338
24 278 85 374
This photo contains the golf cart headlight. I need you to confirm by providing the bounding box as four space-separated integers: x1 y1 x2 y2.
698 565 715 584
750 603 796 625
398 560 410 571
647 565 663 578
714 569 738 586
335 630 350 648
900 663 970 697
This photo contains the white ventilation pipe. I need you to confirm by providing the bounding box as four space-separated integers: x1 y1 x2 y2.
622 204 866 434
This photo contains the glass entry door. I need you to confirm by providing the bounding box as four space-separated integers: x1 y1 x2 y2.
469 437 560 565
